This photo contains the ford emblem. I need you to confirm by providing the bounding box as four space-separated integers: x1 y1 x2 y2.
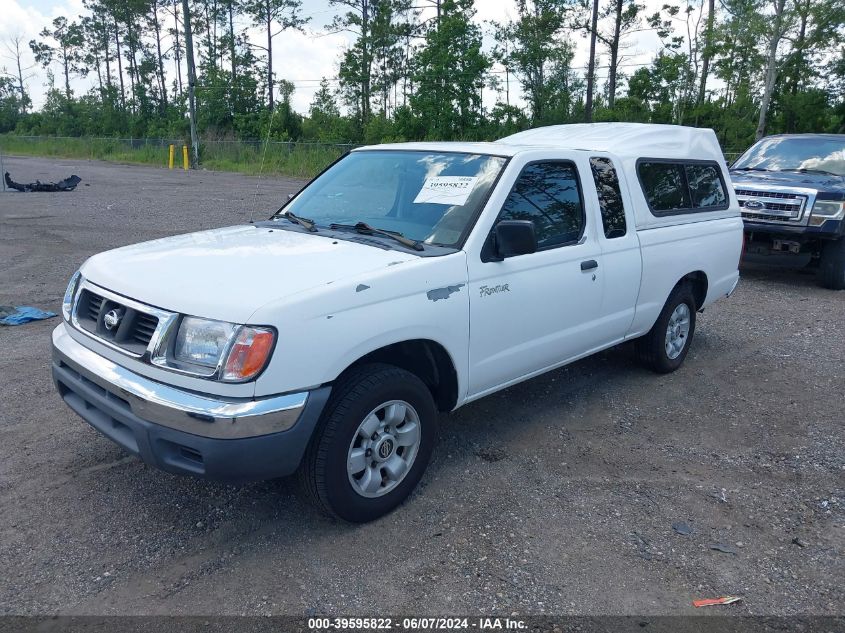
744 200 765 211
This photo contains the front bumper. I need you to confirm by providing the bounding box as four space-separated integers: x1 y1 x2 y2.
743 217 844 238
52 323 330 482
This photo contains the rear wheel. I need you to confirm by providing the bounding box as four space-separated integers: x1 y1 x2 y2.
818 238 845 290
636 283 697 373
298 363 438 522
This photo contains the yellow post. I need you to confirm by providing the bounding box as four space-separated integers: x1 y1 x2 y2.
182 145 189 170
168 144 175 169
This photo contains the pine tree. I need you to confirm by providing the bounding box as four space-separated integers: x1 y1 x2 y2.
242 0 307 110
410 0 488 139
30 17 88 100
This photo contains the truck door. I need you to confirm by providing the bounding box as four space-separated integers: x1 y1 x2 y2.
587 156 642 339
466 158 606 398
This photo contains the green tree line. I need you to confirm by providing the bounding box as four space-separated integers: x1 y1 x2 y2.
1 0 843 155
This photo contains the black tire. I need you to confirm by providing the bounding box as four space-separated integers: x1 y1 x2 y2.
636 283 697 374
298 363 438 523
818 238 845 290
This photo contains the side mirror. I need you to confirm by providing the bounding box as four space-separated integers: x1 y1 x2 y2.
493 220 537 259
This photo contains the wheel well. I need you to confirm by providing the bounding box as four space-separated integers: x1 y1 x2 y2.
345 340 459 412
680 271 708 310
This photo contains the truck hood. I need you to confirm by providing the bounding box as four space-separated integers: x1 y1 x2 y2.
81 225 418 323
730 170 845 195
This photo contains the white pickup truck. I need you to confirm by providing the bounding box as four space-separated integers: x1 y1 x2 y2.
52 123 742 522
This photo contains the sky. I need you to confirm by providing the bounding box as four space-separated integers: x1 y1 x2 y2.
0 0 670 116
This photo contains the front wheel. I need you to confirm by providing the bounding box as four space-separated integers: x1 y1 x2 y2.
298 363 438 522
818 238 845 290
636 283 697 374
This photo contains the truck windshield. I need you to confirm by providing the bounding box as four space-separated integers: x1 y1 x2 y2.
732 137 845 177
276 150 508 248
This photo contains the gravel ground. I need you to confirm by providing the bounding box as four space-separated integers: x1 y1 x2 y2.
0 156 842 617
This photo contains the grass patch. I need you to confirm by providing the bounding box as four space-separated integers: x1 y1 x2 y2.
0 135 348 179
201 141 346 179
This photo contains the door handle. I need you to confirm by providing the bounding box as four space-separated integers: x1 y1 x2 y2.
580 259 598 271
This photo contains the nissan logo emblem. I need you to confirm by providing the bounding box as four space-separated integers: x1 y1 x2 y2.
378 440 393 459
103 309 123 331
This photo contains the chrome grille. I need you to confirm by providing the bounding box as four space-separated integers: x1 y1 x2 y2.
742 212 799 223
735 187 812 224
133 313 159 345
71 280 174 358
738 190 799 200
86 293 104 321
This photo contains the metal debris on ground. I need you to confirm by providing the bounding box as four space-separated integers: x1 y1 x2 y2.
0 306 58 326
672 521 693 535
4 172 82 192
710 488 728 503
692 596 743 608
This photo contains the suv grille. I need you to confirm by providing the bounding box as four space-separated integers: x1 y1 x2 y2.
736 188 808 224
74 288 161 356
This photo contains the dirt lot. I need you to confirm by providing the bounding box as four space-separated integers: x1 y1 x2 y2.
0 155 842 617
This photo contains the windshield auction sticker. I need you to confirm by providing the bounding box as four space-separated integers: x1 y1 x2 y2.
413 176 478 206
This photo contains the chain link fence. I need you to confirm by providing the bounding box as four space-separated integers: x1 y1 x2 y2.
4 135 359 151
1 134 748 179
0 135 360 178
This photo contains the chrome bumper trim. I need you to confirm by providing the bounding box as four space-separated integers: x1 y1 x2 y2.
52 323 307 439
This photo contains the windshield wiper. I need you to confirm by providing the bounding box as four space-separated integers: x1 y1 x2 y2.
280 211 318 232
781 168 843 177
329 222 424 252
732 167 771 172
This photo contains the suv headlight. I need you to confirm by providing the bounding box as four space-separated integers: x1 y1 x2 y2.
153 317 275 382
62 271 81 320
809 200 845 226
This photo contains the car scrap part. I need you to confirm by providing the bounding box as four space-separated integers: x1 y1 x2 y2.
4 172 82 192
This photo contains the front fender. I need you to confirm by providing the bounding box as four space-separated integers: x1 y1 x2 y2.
252 253 470 400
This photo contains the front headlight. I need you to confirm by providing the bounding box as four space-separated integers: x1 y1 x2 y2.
62 271 81 321
174 317 237 370
153 316 275 382
809 200 845 226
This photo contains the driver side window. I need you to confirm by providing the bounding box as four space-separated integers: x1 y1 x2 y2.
498 162 585 250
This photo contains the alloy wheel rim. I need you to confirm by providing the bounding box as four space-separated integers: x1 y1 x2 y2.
347 400 421 498
665 303 691 360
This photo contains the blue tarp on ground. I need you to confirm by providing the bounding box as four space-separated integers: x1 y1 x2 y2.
0 306 58 326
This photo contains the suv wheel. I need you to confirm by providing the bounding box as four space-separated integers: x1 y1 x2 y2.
299 363 438 522
636 283 697 373
819 238 845 290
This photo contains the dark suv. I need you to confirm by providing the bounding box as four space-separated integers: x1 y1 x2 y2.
730 134 845 289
